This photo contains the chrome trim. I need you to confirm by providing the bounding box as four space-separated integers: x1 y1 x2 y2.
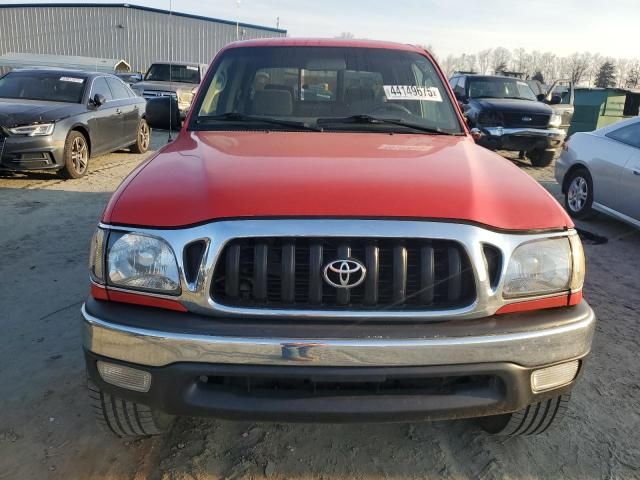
81 302 596 368
99 220 579 320
483 127 566 138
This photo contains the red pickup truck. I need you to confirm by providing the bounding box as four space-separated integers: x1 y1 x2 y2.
83 38 595 438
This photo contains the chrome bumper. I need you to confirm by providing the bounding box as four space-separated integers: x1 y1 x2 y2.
483 127 566 138
82 302 596 368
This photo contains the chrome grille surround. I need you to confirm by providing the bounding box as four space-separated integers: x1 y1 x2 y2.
98 219 579 321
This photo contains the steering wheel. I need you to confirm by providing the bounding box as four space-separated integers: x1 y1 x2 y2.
369 102 413 115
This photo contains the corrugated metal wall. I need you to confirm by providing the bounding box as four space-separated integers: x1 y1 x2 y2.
0 5 285 72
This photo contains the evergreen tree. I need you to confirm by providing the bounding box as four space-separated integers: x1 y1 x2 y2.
595 61 616 88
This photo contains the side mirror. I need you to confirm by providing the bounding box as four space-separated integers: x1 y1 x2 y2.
145 96 181 131
549 95 562 105
536 93 546 102
454 91 467 103
92 93 106 107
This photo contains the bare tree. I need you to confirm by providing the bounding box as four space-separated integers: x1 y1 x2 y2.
566 52 591 85
337 32 354 39
626 61 640 88
477 49 492 75
615 58 630 88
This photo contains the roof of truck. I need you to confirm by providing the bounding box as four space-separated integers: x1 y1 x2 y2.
225 38 428 54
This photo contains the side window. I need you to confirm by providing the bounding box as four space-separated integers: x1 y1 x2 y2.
106 78 130 100
606 123 640 149
90 77 113 101
449 76 459 89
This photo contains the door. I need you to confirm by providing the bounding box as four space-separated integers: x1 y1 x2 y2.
87 76 120 155
107 77 140 147
608 122 640 221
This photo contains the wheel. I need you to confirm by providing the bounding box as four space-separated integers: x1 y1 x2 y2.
87 379 173 438
58 130 89 179
565 168 596 219
130 118 151 154
479 394 571 436
528 148 556 167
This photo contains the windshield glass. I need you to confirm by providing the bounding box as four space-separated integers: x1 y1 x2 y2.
468 77 537 101
194 46 463 134
144 64 200 84
0 72 86 103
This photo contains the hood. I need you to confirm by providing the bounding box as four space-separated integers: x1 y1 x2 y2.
104 131 572 231
132 81 196 92
0 99 85 127
470 98 553 115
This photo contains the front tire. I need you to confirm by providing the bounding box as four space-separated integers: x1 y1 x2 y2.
479 394 571 436
88 379 173 438
130 118 151 154
59 130 89 179
565 168 595 219
528 148 556 167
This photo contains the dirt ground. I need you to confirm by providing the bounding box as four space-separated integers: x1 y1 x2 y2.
0 134 638 480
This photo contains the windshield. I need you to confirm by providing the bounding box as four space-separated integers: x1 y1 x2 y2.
468 77 537 101
144 64 200 84
0 72 86 103
193 46 463 134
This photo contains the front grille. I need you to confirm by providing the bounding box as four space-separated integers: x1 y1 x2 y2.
211 237 476 310
502 112 550 128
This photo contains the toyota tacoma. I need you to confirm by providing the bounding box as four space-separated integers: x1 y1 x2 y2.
83 39 595 438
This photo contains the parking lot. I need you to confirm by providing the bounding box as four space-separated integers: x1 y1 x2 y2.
0 131 638 480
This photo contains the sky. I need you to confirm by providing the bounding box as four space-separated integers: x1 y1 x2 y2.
12 0 640 59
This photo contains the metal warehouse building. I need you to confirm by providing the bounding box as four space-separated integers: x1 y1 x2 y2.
0 3 286 73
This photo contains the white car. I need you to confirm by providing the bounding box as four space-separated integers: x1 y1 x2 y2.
555 117 640 228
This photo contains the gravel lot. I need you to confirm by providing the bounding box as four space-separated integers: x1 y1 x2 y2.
0 133 638 480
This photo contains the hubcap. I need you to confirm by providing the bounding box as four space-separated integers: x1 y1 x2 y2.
71 137 88 174
139 122 150 150
567 176 588 212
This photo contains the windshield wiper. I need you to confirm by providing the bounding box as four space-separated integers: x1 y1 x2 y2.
196 112 322 131
316 115 457 135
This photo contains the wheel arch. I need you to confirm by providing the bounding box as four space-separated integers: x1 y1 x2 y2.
562 162 592 194
68 123 92 157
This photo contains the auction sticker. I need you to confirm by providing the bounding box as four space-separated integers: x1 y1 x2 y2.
60 76 84 83
384 85 442 102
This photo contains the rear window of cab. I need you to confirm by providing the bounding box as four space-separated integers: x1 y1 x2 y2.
192 46 463 134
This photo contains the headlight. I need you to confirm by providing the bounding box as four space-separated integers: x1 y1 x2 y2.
549 113 562 128
8 123 55 136
503 236 584 298
107 232 180 294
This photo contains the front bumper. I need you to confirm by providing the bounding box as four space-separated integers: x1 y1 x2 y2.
83 298 595 422
477 126 565 152
0 133 65 170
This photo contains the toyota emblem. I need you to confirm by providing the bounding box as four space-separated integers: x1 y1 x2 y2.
522 116 532 122
323 259 367 289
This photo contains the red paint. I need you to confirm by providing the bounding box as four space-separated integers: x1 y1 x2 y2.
103 131 572 231
495 291 582 315
90 283 109 301
107 290 188 312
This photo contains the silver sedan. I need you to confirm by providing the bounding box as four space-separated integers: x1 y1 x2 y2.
555 116 640 228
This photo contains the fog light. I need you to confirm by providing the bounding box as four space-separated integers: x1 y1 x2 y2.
97 361 151 392
531 360 579 392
